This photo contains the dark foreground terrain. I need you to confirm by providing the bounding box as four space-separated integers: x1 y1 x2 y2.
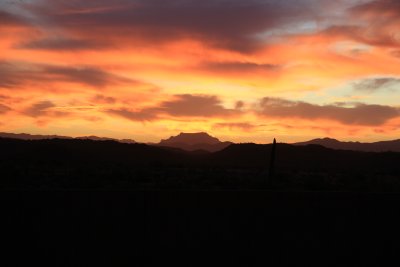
3 191 400 266
2 138 400 265
1 137 400 191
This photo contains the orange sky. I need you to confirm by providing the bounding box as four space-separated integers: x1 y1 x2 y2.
0 0 399 143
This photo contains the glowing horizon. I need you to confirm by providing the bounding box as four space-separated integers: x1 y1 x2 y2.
1 0 399 143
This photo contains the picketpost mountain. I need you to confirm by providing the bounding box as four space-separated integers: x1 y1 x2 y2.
158 132 232 152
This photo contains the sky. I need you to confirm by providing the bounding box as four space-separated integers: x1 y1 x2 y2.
0 0 399 143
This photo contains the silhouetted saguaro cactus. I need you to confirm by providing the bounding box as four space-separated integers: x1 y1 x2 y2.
267 138 276 184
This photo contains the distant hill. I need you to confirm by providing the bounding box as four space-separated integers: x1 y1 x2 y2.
294 137 400 152
0 132 136 144
0 132 73 140
76 136 117 141
158 132 232 152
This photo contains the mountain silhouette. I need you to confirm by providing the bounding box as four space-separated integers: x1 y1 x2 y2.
294 137 400 152
4 131 399 152
0 132 136 144
158 132 232 152
76 136 117 141
1 137 400 191
0 132 72 140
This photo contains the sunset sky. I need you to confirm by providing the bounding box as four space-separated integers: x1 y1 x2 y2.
0 0 399 143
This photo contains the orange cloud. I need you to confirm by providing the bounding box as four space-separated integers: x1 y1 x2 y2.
0 103 11 114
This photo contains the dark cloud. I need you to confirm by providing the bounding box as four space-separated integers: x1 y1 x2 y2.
353 77 400 92
0 9 26 27
24 0 326 52
200 61 279 73
107 108 157 122
0 61 28 88
158 94 237 117
16 37 108 51
257 97 399 126
322 25 400 48
0 103 11 114
316 1 400 49
106 94 239 121
0 61 136 89
335 0 400 48
23 100 69 118
351 0 400 16
42 65 130 88
91 94 116 104
24 100 55 117
235 101 245 109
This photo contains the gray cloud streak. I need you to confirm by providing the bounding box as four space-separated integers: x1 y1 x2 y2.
257 97 399 126
353 77 400 93
0 61 139 89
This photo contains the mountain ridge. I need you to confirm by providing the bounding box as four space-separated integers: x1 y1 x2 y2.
2 132 400 153
0 132 136 144
294 137 400 152
1 137 400 191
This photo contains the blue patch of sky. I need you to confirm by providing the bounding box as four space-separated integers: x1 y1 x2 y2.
296 76 400 107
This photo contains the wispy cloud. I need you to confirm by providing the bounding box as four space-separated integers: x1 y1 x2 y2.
23 100 69 118
0 103 11 114
353 77 400 93
199 61 280 73
106 94 241 121
0 61 140 89
16 36 108 51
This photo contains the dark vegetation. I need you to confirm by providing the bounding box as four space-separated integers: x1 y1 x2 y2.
1 137 400 191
